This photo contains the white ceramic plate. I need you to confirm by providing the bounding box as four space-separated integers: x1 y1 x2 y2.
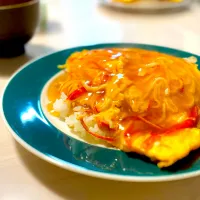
100 0 193 11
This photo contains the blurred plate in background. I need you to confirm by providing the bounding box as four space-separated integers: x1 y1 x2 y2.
100 0 193 11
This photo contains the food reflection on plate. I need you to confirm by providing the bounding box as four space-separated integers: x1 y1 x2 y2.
43 47 200 168
63 134 200 173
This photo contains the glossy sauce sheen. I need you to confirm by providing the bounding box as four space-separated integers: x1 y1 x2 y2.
47 48 200 149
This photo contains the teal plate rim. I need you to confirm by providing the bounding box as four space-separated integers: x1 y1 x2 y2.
1 43 200 182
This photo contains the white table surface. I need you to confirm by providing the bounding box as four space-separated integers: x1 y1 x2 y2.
1 0 200 199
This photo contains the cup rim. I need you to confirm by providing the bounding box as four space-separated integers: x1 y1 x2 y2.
0 0 39 10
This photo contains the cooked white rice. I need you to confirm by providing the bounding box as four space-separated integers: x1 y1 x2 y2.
53 95 110 146
184 56 197 64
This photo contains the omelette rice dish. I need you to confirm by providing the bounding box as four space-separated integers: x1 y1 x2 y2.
47 48 200 168
112 0 182 3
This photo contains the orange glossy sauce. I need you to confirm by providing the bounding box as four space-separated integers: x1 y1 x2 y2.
47 48 200 149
